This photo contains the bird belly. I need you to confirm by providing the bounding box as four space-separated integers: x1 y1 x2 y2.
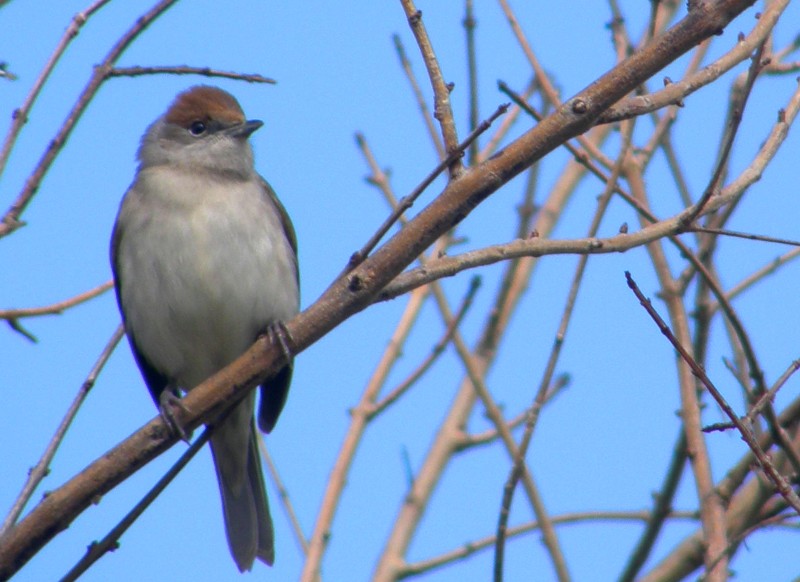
118 174 298 390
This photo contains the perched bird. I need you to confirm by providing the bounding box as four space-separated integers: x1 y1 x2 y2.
110 85 299 571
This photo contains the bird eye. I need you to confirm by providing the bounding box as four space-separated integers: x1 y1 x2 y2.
189 121 207 136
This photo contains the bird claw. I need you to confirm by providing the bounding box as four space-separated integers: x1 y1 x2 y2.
158 388 192 442
266 321 294 369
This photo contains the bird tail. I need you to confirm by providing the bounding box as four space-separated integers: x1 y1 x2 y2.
210 409 274 571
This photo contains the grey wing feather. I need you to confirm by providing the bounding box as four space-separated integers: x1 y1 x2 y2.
110 210 170 404
257 176 298 434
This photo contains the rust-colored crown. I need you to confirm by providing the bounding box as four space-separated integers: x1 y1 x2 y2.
164 86 245 129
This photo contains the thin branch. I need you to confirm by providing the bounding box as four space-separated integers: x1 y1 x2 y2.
108 65 275 84
495 0 562 106
745 359 800 425
399 0 462 175
402 509 699 578
598 0 789 123
625 271 800 515
618 431 688 582
257 436 308 554
370 277 481 417
0 324 124 535
60 427 212 581
688 226 800 248
0 0 182 237
712 247 800 312
427 286 571 582
347 104 508 270
495 118 634 582
0 0 113 184
683 40 766 224
479 77 539 161
0 280 113 320
463 0 479 165
392 34 445 159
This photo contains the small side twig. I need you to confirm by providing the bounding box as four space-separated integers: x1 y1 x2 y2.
686 226 800 248
746 359 800 424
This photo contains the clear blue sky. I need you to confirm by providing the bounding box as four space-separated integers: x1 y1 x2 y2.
2 1 800 580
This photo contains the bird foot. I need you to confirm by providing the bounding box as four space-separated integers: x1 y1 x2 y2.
158 388 192 442
266 321 294 369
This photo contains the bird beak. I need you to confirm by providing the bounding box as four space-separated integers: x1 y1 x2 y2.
229 119 264 139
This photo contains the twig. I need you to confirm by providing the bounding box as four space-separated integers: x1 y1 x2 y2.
257 435 308 554
347 104 508 270
370 276 481 417
60 426 212 581
464 374 569 450
428 285 571 582
682 41 766 225
392 34 445 159
495 0 561 106
598 0 789 123
0 0 182 237
494 119 634 581
746 360 800 424
479 77 539 161
618 431 688 582
687 226 800 248
399 0 462 176
301 133 449 581
625 271 800 515
463 0 479 165
402 509 698 578
108 65 275 84
0 0 113 184
712 247 800 312
0 281 114 342
0 324 124 535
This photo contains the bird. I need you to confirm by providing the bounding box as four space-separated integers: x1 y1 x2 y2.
110 85 299 571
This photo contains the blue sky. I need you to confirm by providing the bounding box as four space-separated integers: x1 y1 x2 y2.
2 1 800 580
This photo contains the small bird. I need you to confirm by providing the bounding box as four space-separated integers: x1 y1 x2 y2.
110 85 299 571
